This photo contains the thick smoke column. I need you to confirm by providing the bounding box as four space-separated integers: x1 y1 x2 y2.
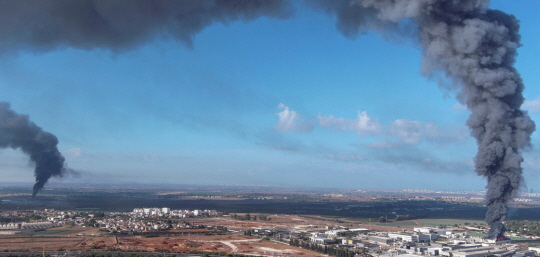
309 0 535 239
0 0 535 238
0 103 66 196
416 0 535 239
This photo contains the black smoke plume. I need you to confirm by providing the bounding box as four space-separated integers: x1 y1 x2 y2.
0 0 535 238
0 103 66 196
311 0 535 239
416 1 536 238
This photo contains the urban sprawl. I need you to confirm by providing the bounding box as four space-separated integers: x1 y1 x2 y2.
1 207 540 257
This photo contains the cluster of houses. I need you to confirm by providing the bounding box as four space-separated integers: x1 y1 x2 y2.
86 207 222 233
0 208 223 235
2 209 540 256
131 207 220 218
81 207 222 233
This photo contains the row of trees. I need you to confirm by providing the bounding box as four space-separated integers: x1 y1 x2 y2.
0 216 30 223
230 213 271 221
243 229 275 237
0 212 44 223
298 215 344 223
378 214 416 223
395 214 415 221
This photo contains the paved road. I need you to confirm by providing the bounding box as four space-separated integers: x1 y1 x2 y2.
221 241 238 253
193 238 260 254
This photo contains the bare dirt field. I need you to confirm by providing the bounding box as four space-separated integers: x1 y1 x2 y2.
234 238 323 256
0 236 116 251
45 226 105 236
0 227 325 256
116 234 325 256
0 234 324 256
197 214 370 232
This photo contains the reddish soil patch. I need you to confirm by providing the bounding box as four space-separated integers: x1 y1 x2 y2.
0 236 116 251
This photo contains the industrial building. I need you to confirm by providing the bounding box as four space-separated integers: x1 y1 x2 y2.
388 232 438 243
368 235 394 244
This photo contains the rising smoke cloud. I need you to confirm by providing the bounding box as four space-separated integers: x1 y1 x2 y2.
0 0 534 238
417 0 536 239
0 102 66 196
315 0 535 238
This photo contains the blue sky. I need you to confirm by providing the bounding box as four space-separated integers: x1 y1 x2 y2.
1 1 539 191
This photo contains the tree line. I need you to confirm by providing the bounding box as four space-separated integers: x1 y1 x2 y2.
230 213 270 221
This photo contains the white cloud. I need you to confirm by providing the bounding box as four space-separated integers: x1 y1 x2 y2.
452 102 467 111
63 147 82 158
523 96 540 113
390 119 448 144
355 111 382 135
389 119 467 145
275 103 313 132
275 104 465 147
318 111 381 136
317 112 456 145
390 119 431 144
318 115 350 130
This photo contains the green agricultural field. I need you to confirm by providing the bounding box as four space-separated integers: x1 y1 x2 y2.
418 219 485 227
376 221 418 227
375 219 486 227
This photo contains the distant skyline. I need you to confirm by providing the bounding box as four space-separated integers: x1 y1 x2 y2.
0 181 498 194
0 1 539 191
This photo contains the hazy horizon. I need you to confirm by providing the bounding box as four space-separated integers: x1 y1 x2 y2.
0 178 507 193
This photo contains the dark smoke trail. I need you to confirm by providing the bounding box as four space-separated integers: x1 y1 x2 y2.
0 0 534 238
0 102 66 196
0 0 292 54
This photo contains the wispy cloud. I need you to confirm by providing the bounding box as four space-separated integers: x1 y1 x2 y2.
318 111 381 136
523 96 540 113
391 119 439 144
63 147 83 158
452 102 467 111
275 103 313 132
277 104 465 147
